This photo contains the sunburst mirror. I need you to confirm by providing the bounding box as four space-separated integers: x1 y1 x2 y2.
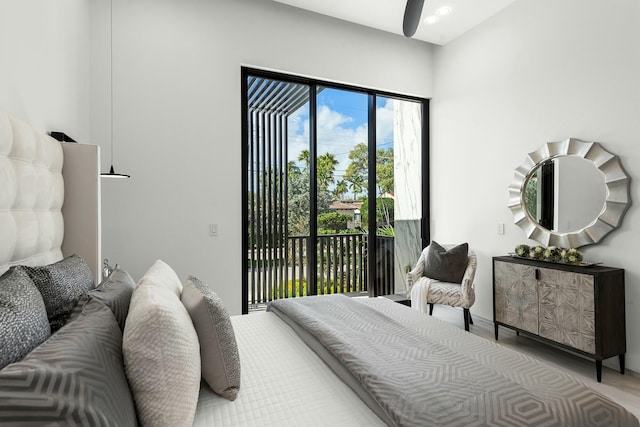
508 138 631 248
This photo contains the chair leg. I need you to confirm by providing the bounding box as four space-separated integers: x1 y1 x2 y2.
463 308 470 331
429 303 434 316
468 311 474 325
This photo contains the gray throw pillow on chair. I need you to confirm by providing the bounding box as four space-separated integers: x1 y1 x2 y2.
424 241 469 284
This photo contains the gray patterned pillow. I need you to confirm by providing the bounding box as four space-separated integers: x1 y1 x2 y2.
20 254 94 332
0 299 138 427
70 265 135 331
181 275 241 400
424 241 469 284
0 268 51 370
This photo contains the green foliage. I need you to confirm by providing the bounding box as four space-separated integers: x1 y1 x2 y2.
317 152 339 192
344 143 368 198
515 244 530 257
273 279 308 299
375 147 394 195
287 151 339 235
333 179 348 200
286 143 395 236
529 245 545 260
360 197 394 226
339 228 364 235
525 174 538 219
272 277 352 299
318 228 337 235
561 248 583 264
377 224 395 237
318 212 352 232
287 161 310 235
514 244 583 265
343 143 395 198
544 246 562 263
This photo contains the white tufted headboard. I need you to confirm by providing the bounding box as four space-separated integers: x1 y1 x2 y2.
0 111 101 279
0 112 65 275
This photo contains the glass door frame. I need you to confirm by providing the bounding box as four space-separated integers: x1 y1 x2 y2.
241 67 430 314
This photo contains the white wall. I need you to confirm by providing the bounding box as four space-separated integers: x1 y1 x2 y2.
7 0 639 373
0 0 90 139
92 0 434 314
431 0 640 371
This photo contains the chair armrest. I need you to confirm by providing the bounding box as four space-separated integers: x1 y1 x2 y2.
406 263 424 290
460 252 478 299
406 248 429 290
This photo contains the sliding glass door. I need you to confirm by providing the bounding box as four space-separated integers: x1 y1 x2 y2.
242 68 429 313
314 87 369 296
376 96 424 296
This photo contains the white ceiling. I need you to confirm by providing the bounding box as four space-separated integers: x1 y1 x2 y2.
271 0 516 45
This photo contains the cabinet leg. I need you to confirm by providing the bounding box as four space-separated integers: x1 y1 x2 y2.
619 354 625 375
494 324 499 340
596 360 602 383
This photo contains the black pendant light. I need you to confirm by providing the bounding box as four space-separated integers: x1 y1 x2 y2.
101 0 130 179
403 0 425 38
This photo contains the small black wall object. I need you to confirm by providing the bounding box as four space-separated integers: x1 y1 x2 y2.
49 131 77 142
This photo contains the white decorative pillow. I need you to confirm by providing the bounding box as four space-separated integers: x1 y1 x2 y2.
123 264 200 427
135 259 182 296
181 276 240 400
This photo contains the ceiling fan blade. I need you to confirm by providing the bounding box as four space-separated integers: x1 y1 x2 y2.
403 0 425 37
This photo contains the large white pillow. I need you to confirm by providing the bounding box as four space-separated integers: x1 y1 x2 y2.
135 259 182 296
123 263 200 427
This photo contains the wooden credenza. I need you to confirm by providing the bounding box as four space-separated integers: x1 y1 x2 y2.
493 256 626 382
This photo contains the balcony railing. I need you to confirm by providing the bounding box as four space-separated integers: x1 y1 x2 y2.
247 233 394 310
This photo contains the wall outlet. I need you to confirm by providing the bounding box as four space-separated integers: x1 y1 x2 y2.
497 223 505 235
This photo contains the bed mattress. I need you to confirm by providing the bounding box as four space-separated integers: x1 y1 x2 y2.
192 310 385 427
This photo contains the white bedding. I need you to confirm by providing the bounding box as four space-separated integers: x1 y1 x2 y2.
192 311 385 427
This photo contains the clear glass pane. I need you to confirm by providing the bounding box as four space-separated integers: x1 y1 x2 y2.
316 86 368 295
376 96 423 296
246 76 310 309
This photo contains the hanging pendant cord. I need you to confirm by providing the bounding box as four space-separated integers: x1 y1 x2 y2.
110 0 114 167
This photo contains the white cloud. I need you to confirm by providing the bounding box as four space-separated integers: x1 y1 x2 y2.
286 98 396 192
376 99 394 145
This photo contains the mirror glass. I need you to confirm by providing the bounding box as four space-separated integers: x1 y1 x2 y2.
524 156 606 234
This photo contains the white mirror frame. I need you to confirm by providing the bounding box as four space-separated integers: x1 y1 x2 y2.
508 138 631 248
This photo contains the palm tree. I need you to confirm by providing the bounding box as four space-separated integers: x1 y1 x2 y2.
317 152 338 192
298 150 310 167
333 179 348 200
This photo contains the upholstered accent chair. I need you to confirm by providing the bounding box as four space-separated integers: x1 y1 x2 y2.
407 243 477 331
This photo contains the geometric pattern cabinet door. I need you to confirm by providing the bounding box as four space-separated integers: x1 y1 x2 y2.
538 268 595 354
493 256 626 382
494 261 538 335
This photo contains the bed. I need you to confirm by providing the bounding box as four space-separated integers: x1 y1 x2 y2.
0 111 638 427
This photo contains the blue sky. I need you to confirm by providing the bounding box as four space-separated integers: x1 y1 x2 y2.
287 88 395 188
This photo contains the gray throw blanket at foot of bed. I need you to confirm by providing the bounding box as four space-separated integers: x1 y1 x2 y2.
267 294 638 427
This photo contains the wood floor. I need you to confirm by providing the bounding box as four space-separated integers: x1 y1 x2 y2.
432 304 640 420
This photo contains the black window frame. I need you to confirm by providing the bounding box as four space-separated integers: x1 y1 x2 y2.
241 67 430 314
